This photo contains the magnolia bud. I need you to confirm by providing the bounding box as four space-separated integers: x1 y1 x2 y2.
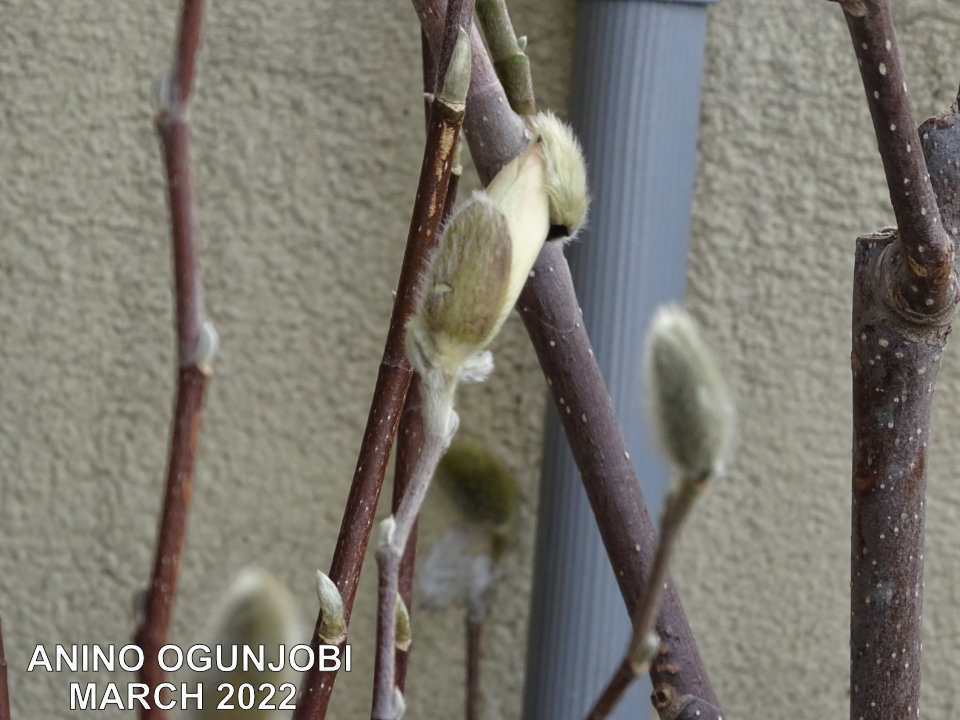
191 568 300 720
394 593 412 652
436 440 519 558
643 305 735 480
315 570 346 645
407 193 513 376
525 111 590 241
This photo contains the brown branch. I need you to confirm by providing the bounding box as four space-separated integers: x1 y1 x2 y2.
465 616 482 720
292 18 470 720
391 375 423 693
393 31 466 694
412 0 526 185
839 4 960 718
133 4 211 720
838 0 954 313
416 1 722 714
846 84 960 720
518 245 722 720
0 616 10 720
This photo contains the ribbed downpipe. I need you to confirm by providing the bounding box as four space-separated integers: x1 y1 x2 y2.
523 2 715 719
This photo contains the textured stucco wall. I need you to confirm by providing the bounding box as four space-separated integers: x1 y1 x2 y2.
3 1 960 719
0 2 571 718
680 1 960 718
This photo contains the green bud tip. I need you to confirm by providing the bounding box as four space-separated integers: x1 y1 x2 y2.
394 593 412 652
643 305 736 481
438 27 472 107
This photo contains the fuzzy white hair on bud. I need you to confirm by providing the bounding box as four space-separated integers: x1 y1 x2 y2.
407 192 513 381
643 305 735 480
526 110 590 242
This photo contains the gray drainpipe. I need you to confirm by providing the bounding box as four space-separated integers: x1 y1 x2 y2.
522 2 716 719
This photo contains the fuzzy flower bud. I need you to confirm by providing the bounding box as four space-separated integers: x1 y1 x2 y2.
407 192 514 377
643 305 735 480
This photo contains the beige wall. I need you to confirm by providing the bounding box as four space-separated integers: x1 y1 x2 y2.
2 1 960 719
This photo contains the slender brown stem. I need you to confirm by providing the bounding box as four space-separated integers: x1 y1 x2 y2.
586 483 702 720
0 616 10 720
518 244 722 720
391 375 423 692
413 0 526 185
837 0 954 313
586 659 634 720
133 4 211 720
465 615 482 720
292 24 470 720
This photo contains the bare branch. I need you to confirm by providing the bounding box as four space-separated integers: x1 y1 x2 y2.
518 245 722 719
466 615 482 720
839 5 960 717
292 15 471 720
134 4 213 719
416 1 723 713
838 0 955 313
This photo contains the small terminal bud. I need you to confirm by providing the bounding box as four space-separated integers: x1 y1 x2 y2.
152 68 174 116
192 319 219 373
643 305 735 480
394 593 412 652
315 570 346 645
378 517 397 551
437 27 472 107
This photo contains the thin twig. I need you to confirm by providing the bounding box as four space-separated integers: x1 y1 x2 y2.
133 4 212 720
837 0 954 313
518 245 722 719
840 7 960 716
474 0 535 115
586 482 704 720
374 405 454 719
0 616 10 720
292 15 471 720
391 375 423 693
465 615 482 720
412 0 526 185
418 2 725 714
